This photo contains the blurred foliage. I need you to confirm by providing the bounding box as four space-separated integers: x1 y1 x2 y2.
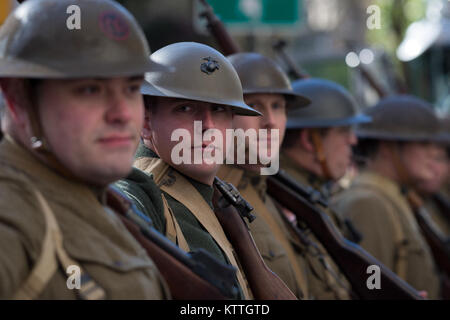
302 60 350 90
366 0 427 55
364 0 428 96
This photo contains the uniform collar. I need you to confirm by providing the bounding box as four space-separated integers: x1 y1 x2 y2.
0 135 108 204
135 141 158 159
135 142 215 208
280 152 333 199
353 170 405 197
240 168 268 200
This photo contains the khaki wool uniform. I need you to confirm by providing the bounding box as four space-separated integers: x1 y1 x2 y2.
115 144 251 300
280 153 352 236
218 165 351 300
0 136 168 300
332 170 441 299
423 194 450 237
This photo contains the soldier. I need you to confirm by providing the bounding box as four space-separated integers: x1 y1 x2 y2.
415 116 450 237
217 53 352 300
332 95 442 299
115 42 262 300
281 78 371 240
0 0 169 299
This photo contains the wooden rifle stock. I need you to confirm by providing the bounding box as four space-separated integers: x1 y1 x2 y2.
344 42 388 98
107 189 239 300
199 0 240 55
213 178 297 300
266 171 423 299
407 191 450 299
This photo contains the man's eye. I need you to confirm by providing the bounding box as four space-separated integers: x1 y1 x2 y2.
213 105 226 112
273 101 287 110
339 127 352 134
127 84 142 94
176 105 193 112
76 85 101 95
247 103 260 110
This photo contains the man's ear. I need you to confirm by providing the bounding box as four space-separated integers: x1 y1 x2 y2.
141 107 152 140
299 128 315 152
376 141 398 163
0 79 30 128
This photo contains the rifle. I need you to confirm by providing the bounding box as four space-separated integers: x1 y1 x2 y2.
357 64 387 98
272 40 309 80
106 188 239 300
266 170 424 300
406 190 450 299
199 0 309 82
213 177 298 300
272 37 388 99
198 2 408 298
198 5 298 298
390 143 450 299
198 0 240 55
380 53 408 94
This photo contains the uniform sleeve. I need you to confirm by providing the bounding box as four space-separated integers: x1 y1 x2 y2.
332 190 397 270
0 224 30 299
114 167 166 234
0 181 42 299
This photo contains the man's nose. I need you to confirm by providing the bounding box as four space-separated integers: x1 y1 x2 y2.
261 108 276 129
348 131 358 146
201 109 215 130
105 91 132 124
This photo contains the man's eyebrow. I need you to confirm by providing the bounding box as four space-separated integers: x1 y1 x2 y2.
62 76 145 84
171 98 199 105
127 75 145 82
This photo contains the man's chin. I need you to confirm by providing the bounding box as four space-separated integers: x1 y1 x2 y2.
81 164 133 186
176 163 219 185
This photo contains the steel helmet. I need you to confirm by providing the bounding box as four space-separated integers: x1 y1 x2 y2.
0 0 167 78
141 42 260 116
286 78 371 129
227 52 310 110
356 95 441 142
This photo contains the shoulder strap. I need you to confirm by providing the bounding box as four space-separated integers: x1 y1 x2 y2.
14 182 105 300
135 158 251 299
134 157 190 252
13 186 59 300
161 193 190 252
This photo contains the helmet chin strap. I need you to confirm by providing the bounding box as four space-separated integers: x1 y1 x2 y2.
310 129 333 181
25 98 82 183
388 142 424 208
388 142 412 188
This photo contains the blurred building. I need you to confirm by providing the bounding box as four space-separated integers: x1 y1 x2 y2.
397 0 450 115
